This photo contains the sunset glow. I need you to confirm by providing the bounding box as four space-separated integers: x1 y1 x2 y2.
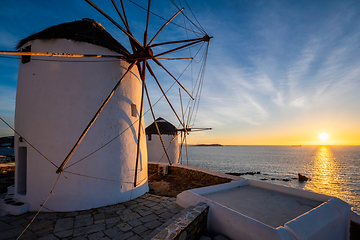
0 1 359 147
319 133 329 141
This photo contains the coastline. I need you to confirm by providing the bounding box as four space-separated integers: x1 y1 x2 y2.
1 162 359 239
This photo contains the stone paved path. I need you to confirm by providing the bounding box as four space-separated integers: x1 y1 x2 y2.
0 193 183 240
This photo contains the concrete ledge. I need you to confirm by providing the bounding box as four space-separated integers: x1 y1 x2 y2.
149 202 209 240
284 198 350 240
0 196 29 216
177 179 354 240
177 190 290 240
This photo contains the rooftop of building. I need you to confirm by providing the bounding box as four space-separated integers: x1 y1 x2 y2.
17 18 130 56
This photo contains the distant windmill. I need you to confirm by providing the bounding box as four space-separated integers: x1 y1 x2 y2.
0 0 211 213
146 117 179 164
145 115 211 165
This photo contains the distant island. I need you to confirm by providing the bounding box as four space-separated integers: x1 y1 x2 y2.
194 144 223 147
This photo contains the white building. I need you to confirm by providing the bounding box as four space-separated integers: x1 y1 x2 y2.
146 117 179 164
11 19 148 212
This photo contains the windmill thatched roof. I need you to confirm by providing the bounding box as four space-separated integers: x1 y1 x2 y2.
146 117 177 135
17 18 130 56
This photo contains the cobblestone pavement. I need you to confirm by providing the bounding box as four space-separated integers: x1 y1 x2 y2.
0 193 184 240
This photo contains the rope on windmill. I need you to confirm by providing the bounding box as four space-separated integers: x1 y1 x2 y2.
62 170 147 186
16 174 61 240
170 0 207 35
0 117 58 168
127 0 204 35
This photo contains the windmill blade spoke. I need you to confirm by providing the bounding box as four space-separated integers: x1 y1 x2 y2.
185 128 212 132
179 86 189 166
152 57 194 100
179 88 185 131
149 36 211 48
136 61 144 80
177 127 212 132
146 62 188 133
118 0 139 53
153 39 203 58
148 8 184 46
144 0 151 46
0 50 127 59
190 127 212 130
144 83 172 165
170 133 180 143
84 0 143 50
179 131 185 164
141 59 147 83
111 0 132 35
56 61 137 174
156 57 193 60
134 60 147 187
120 0 130 31
185 133 189 166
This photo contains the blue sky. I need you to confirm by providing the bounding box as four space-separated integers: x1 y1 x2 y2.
1 0 359 145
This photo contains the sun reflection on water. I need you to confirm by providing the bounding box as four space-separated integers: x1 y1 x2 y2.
305 146 350 201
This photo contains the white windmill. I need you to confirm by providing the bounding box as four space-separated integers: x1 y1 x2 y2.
145 115 212 165
0 0 211 213
146 117 179 164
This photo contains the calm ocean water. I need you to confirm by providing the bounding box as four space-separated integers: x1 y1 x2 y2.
182 145 360 214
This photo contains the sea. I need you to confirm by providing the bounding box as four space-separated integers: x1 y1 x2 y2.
2 145 359 214
182 145 360 215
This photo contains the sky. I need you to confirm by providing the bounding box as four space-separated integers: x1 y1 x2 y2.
0 0 359 146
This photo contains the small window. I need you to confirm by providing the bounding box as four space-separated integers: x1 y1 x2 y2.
131 103 137 117
148 134 152 141
21 45 31 64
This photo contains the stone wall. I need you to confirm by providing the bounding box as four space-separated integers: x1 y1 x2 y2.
150 202 209 240
148 164 231 185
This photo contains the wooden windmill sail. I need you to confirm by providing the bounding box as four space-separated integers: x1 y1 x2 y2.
0 0 211 213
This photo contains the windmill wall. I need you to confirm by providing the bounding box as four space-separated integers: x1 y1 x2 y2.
147 134 179 164
14 38 148 212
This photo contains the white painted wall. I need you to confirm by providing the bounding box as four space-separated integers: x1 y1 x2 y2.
176 184 293 240
177 179 353 240
147 134 179 164
284 197 350 240
14 39 148 212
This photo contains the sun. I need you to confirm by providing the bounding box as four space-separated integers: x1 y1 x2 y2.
319 132 329 141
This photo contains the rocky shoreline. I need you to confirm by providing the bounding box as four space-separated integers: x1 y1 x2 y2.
226 171 310 182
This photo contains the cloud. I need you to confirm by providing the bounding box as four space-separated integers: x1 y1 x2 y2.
198 0 360 134
289 97 306 108
254 74 277 94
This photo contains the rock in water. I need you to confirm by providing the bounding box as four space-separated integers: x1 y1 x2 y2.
298 173 309 182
